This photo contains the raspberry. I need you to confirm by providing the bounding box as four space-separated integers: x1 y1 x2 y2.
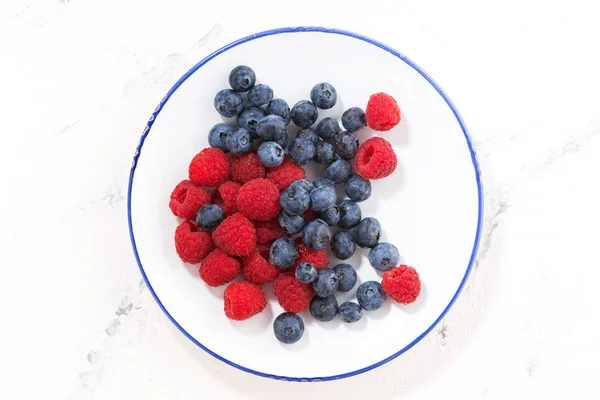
199 248 241 287
236 178 281 221
292 238 329 269
381 265 421 304
230 152 266 184
242 246 280 284
189 148 230 187
354 137 398 179
174 221 213 264
365 92 401 131
254 218 286 245
273 272 314 313
212 212 256 256
169 180 211 221
212 181 241 216
266 155 306 191
223 281 267 321
303 208 317 222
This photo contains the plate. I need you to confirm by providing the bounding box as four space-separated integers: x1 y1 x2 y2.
128 27 483 381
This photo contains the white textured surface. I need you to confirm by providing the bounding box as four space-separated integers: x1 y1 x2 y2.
1 1 599 399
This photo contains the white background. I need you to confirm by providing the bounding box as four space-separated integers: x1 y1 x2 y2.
1 1 599 399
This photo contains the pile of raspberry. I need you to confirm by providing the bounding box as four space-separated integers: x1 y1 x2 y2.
169 65 422 345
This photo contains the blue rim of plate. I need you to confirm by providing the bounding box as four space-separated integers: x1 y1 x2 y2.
127 26 483 382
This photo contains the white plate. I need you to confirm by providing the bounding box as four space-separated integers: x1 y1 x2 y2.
128 27 483 381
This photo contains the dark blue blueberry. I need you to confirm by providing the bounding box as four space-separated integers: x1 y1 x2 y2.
341 107 367 132
312 267 339 297
269 237 298 269
257 141 284 168
288 138 316 165
214 89 243 117
345 174 372 202
316 117 340 140
195 204 225 231
273 313 304 344
275 130 289 147
295 262 318 284
334 131 359 160
225 127 252 154
278 211 305 234
229 65 255 92
291 100 318 128
338 301 363 323
237 106 266 136
309 185 336 213
295 128 318 144
354 217 381 248
318 205 340 226
368 243 400 271
331 231 355 260
333 263 357 292
324 159 352 184
314 141 336 164
279 185 310 215
267 98 291 125
356 281 387 311
208 123 232 152
302 219 332 250
310 82 337 109
256 115 287 141
313 178 336 189
290 179 314 193
338 200 362 229
248 84 273 106
310 295 338 322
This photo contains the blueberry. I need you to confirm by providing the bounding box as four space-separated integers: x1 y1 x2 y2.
354 217 381 248
248 84 273 106
314 141 336 164
334 131 359 160
295 128 318 144
356 281 387 311
341 107 367 132
196 204 225 231
226 127 252 154
318 205 340 226
309 185 336 213
312 267 339 297
214 89 244 117
310 82 337 109
270 237 299 269
295 262 318 283
229 65 255 92
290 179 314 193
310 295 338 322
278 211 305 234
331 231 355 260
275 129 289 147
302 219 332 250
291 100 318 128
237 106 266 136
208 123 232 151
324 159 352 184
267 98 291 125
288 138 316 165
368 243 400 271
257 141 284 168
313 178 336 189
333 263 357 292
279 185 310 215
316 117 340 140
345 174 372 202
273 313 304 344
338 200 362 229
256 115 287 141
338 301 363 323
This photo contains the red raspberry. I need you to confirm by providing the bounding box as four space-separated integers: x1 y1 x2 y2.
199 248 241 287
365 92 401 131
236 178 281 221
212 181 241 216
292 238 329 269
212 212 256 256
174 221 213 264
189 148 229 187
230 152 266 184
254 218 286 245
242 246 280 284
273 272 314 313
266 155 306 191
303 209 316 222
169 180 211 221
354 137 398 179
382 265 421 304
223 281 267 320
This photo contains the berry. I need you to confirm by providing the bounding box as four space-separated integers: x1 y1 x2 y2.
278 211 305 234
309 185 336 213
214 89 243 117
355 137 398 179
356 281 387 311
291 100 318 128
288 138 316 165
293 238 329 269
331 231 355 260
279 185 310 215
229 65 256 92
333 131 359 160
295 262 318 283
257 141 285 168
316 117 340 140
230 152 266 184
312 267 338 297
313 178 335 189
254 218 286 245
365 92 401 131
189 148 229 187
169 180 211 221
368 242 400 271
333 263 357 292
266 155 306 191
213 181 241 216
324 159 351 184
273 272 314 312
256 115 287 141
341 107 366 132
242 247 280 284
345 174 372 202
310 82 337 109
318 205 340 226
314 141 336 164
196 204 225 231
338 200 362 229
266 98 291 125
303 208 317 222
295 128 318 144
290 179 314 193
302 219 332 250
174 220 214 264
248 84 273 106
236 178 281 221
354 217 381 248
269 237 298 268
200 248 241 287
212 212 256 256
273 313 304 344
226 127 252 154
310 295 338 322
223 281 266 321
208 123 233 151
275 129 290 148
338 302 363 323
381 265 421 304
237 106 266 136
